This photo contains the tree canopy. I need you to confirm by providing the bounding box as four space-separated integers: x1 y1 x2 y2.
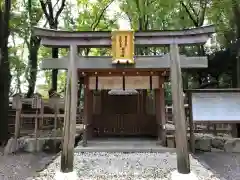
0 0 240 142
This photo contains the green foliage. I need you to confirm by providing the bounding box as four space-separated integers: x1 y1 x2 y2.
7 0 240 96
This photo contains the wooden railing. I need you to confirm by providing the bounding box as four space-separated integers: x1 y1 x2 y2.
8 96 83 137
8 98 233 139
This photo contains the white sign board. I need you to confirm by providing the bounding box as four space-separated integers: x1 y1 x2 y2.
192 92 240 121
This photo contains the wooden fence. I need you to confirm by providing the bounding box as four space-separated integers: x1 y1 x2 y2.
8 96 83 137
8 97 233 139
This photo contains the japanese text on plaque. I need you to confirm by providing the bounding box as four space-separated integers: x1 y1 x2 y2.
112 31 134 64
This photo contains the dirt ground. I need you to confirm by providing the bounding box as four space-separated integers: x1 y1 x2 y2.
0 148 56 180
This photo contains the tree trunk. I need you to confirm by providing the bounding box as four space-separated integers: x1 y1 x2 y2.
0 10 2 66
26 37 40 97
0 0 11 144
49 21 59 92
51 48 58 91
0 56 11 144
39 0 67 91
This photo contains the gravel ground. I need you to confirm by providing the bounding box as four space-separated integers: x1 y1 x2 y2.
196 152 240 180
0 148 57 180
32 152 219 180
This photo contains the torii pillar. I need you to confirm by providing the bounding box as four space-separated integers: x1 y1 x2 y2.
170 43 198 180
55 45 79 180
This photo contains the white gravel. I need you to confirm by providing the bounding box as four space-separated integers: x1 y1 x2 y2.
0 148 56 180
32 152 220 180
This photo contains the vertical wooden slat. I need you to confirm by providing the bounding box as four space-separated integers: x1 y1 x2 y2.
155 88 161 143
188 92 195 153
150 75 152 90
14 109 21 141
53 103 58 151
83 76 89 147
137 90 140 113
159 76 166 146
34 109 38 152
95 76 98 91
87 90 93 139
39 105 44 129
142 90 146 114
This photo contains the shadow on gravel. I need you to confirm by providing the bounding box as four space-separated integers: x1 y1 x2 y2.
194 152 240 180
0 151 56 180
0 134 82 180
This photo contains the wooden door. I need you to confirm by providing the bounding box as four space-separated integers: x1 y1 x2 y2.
92 90 157 137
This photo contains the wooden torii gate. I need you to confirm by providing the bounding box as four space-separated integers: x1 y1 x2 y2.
34 25 215 179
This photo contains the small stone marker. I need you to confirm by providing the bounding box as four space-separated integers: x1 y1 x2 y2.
12 93 22 110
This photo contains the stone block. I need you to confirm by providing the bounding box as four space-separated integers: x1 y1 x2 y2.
24 138 45 152
211 138 225 150
4 137 27 154
55 171 78 180
195 136 212 152
167 137 175 148
43 139 62 153
171 170 199 180
224 139 240 153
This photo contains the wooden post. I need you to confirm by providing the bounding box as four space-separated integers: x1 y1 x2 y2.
61 45 77 173
155 75 166 145
12 94 22 151
213 124 217 136
32 93 42 152
87 90 93 139
40 105 44 129
15 110 21 139
50 97 59 151
155 88 161 144
34 109 38 151
83 76 89 147
188 92 195 153
169 43 190 174
159 77 166 146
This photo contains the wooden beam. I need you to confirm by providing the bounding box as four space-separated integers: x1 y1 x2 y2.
40 55 208 70
40 35 212 47
80 71 164 77
170 43 190 174
34 25 215 47
34 25 214 38
20 114 82 118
